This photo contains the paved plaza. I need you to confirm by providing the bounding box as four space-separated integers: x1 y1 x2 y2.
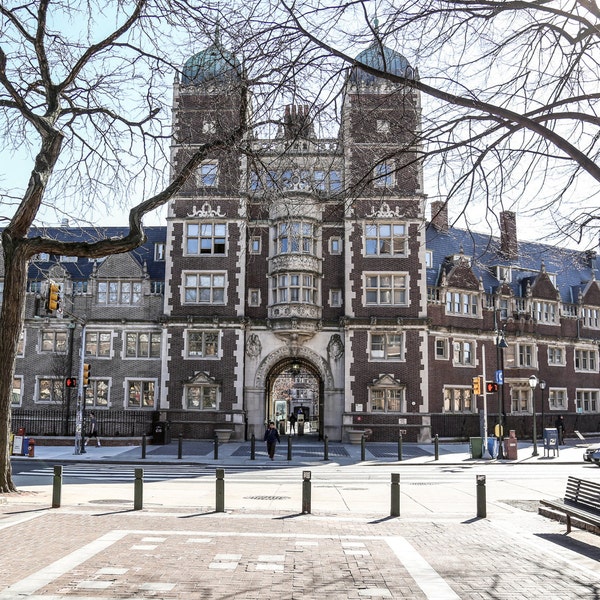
1 438 599 599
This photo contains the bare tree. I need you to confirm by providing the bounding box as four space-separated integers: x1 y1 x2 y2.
280 0 600 245
0 0 261 492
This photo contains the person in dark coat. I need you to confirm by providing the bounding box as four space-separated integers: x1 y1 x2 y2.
555 415 565 445
264 421 280 460
288 412 297 434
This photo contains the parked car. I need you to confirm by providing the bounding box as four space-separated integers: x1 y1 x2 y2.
591 449 600 467
583 443 600 462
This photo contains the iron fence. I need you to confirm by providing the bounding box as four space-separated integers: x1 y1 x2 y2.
11 408 154 438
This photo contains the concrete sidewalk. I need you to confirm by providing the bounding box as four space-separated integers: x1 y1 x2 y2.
11 435 596 466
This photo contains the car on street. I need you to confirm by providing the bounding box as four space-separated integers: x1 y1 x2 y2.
583 443 600 464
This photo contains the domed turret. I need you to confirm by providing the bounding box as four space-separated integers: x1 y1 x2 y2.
350 44 416 84
181 44 241 86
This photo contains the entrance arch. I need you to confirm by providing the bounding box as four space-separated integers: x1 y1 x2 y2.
252 346 336 440
266 358 323 438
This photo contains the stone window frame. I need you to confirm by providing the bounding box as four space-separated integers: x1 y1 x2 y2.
368 386 405 413
575 389 599 413
184 329 221 359
84 379 110 408
185 222 227 256
182 271 227 305
125 378 157 409
85 330 113 358
40 329 68 354
184 384 220 411
364 272 409 306
97 280 142 306
364 222 407 257
125 331 161 359
368 331 405 361
443 386 474 413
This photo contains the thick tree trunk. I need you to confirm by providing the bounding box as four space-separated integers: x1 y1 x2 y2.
0 239 29 493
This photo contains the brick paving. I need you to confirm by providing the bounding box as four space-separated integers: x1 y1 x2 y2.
0 499 599 599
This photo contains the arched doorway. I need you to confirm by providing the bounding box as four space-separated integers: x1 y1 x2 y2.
265 358 323 439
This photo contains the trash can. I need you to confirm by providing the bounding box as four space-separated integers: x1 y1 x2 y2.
487 437 498 459
152 421 171 445
469 437 483 459
504 431 518 460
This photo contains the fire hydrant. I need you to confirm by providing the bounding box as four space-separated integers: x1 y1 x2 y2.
27 439 35 457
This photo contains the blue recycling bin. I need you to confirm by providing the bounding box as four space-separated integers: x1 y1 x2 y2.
22 437 29 456
487 437 498 459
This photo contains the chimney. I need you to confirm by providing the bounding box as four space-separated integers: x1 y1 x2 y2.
282 104 314 139
430 201 448 232
500 211 518 260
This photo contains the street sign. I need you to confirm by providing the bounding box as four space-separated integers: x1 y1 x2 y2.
495 370 504 385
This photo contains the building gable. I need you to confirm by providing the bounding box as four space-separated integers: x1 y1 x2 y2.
96 253 143 279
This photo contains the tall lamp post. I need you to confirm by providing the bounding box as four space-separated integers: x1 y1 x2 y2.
495 329 508 459
528 375 539 456
539 380 547 432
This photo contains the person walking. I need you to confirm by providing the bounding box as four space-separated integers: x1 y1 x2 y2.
85 411 101 447
555 415 566 445
264 421 280 460
288 412 297 434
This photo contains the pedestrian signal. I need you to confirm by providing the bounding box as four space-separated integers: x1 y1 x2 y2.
472 376 482 395
486 381 499 393
65 377 77 388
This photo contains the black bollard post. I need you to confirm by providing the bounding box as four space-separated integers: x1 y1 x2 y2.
216 468 225 513
134 467 144 510
214 434 219 460
390 473 400 517
287 435 292 461
476 474 487 518
323 435 329 461
398 433 403 461
434 434 439 461
250 433 255 460
141 434 147 460
302 470 311 514
52 465 62 509
361 434 366 461
178 433 183 460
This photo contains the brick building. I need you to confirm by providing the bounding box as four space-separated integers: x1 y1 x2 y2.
6 40 600 442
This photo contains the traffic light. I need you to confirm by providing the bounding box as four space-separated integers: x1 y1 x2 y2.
46 282 60 312
65 377 77 388
472 376 482 395
486 381 499 393
82 363 91 387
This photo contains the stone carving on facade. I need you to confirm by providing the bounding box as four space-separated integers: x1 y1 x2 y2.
270 254 320 273
365 202 402 219
327 334 344 361
246 333 262 358
187 202 226 218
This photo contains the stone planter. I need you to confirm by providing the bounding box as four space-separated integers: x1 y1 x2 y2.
214 429 232 443
347 430 365 445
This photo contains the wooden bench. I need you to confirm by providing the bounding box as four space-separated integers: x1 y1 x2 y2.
539 476 600 534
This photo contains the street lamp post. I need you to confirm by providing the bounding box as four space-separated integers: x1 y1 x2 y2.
528 375 539 456
495 330 508 459
539 380 547 432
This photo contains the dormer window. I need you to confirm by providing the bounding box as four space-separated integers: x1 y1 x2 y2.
445 291 479 316
494 266 511 282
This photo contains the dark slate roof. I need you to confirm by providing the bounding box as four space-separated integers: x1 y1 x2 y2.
426 224 597 304
24 226 166 282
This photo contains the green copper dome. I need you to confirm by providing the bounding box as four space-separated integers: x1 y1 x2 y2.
351 44 415 84
182 44 241 85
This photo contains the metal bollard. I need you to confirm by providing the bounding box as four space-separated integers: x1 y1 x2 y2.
52 465 62 509
250 433 255 460
398 433 403 461
214 434 219 460
476 474 486 518
141 434 147 460
434 434 439 461
216 468 225 513
361 434 366 461
134 468 144 510
323 435 329 461
287 436 292 461
178 433 183 460
302 470 311 514
390 473 400 517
